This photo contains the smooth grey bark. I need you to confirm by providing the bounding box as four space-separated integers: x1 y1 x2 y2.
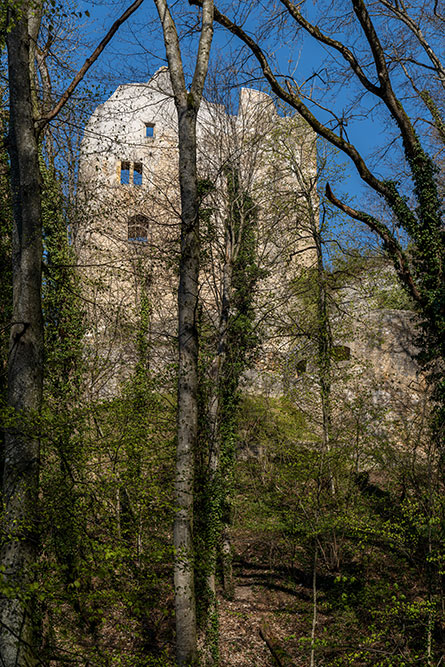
1 3 44 663
220 526 234 599
152 1 214 664
175 109 200 664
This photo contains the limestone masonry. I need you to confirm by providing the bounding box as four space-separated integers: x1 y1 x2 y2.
77 68 424 447
76 67 317 395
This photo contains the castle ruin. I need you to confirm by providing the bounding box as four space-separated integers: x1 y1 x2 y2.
76 67 317 395
76 68 425 453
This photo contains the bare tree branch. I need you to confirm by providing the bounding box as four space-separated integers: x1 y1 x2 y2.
351 0 423 160
36 0 144 130
377 0 445 87
398 58 445 142
190 0 405 207
278 0 382 96
325 182 421 304
153 0 187 106
190 0 214 100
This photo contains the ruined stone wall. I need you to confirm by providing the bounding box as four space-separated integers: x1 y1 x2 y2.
272 258 427 457
76 67 427 454
77 68 317 395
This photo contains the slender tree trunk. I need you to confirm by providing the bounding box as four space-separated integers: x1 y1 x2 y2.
36 52 55 164
314 221 334 495
220 526 234 599
206 249 232 600
310 545 317 667
173 106 200 666
0 3 44 663
0 86 13 489
153 3 213 662
205 170 258 609
293 160 334 489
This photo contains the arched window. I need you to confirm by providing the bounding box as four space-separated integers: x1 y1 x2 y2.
128 214 149 243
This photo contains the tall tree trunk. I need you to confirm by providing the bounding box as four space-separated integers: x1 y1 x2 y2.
1 2 144 661
314 220 334 493
153 2 213 663
292 151 334 492
174 106 200 666
206 245 232 600
202 168 259 620
0 3 44 663
0 82 13 488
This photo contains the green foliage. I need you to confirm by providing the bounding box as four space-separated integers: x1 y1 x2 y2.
232 385 445 665
198 177 216 268
41 159 85 399
382 139 444 452
34 159 177 664
330 251 416 311
39 373 176 663
227 217 444 663
1 39 441 665
194 166 262 655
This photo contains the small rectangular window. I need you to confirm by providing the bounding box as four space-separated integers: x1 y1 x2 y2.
296 359 307 375
332 345 351 361
133 162 143 186
120 161 130 185
145 123 155 138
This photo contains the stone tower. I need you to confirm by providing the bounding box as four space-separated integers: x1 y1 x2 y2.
76 68 317 395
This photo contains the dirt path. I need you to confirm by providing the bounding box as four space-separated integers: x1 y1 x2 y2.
218 537 311 666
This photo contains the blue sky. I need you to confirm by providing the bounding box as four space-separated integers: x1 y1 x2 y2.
65 0 441 254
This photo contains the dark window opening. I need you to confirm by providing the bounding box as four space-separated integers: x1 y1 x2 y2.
296 359 307 375
120 161 130 185
128 214 149 243
145 123 155 138
133 162 143 186
332 345 351 361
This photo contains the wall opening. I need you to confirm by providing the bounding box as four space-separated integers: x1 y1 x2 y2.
120 161 143 186
133 162 143 186
145 123 155 138
128 214 149 243
120 161 130 185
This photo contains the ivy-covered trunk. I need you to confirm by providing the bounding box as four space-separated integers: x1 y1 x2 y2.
313 211 334 493
0 81 13 485
196 219 234 661
0 2 44 663
196 167 260 657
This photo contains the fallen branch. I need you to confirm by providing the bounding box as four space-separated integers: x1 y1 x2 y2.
259 622 294 667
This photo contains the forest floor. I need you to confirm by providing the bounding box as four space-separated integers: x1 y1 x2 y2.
218 531 316 667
